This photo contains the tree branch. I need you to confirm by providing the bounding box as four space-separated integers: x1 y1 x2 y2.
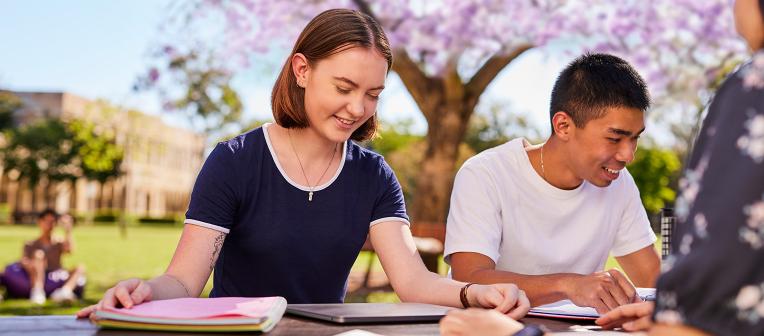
442 56 464 104
392 50 438 120
465 44 533 99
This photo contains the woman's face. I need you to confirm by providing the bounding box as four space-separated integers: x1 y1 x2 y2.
734 0 764 51
293 47 388 143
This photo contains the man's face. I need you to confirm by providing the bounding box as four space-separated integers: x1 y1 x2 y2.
38 214 56 234
566 106 645 187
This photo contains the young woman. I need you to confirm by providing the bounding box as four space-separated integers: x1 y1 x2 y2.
77 8 529 318
439 0 764 335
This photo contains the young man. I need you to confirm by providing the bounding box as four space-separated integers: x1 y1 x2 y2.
445 53 660 314
4 209 86 304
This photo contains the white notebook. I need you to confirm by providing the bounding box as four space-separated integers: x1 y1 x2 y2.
528 288 655 320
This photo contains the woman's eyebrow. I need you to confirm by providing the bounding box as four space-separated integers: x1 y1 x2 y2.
333 76 385 90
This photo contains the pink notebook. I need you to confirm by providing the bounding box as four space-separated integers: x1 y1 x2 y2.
94 296 287 332
103 297 281 319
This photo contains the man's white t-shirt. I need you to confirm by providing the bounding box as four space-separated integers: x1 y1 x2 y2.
444 138 656 275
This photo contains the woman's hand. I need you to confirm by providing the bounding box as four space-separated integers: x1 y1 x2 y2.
75 278 153 319
595 301 654 331
440 308 524 336
468 283 530 320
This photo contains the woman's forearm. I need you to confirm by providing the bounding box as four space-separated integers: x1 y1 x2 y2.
392 267 468 307
146 273 197 300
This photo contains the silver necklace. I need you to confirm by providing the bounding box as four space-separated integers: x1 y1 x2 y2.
288 129 338 201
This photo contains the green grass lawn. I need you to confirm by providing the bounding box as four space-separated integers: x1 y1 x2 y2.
0 224 659 316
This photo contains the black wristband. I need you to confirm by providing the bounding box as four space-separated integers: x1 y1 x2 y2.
512 324 545 336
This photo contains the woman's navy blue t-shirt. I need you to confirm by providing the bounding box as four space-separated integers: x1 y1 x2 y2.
184 124 409 303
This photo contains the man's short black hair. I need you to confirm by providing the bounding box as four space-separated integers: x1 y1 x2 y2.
549 53 650 133
38 208 58 220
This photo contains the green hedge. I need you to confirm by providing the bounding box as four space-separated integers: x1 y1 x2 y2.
138 216 180 225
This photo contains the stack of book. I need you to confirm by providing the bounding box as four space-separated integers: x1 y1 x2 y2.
94 296 287 332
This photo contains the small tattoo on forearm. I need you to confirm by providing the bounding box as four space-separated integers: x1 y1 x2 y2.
210 233 226 272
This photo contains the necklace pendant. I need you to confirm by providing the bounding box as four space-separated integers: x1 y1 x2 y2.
308 191 313 202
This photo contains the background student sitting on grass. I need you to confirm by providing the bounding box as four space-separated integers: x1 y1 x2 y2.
2 209 86 305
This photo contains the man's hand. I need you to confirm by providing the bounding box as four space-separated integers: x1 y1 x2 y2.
595 301 654 331
564 269 638 313
60 215 74 233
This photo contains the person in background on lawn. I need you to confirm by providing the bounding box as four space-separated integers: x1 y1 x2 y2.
77 8 530 319
2 209 86 304
440 0 764 335
445 52 660 314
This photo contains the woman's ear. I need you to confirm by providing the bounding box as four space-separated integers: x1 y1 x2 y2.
551 111 574 141
291 53 310 88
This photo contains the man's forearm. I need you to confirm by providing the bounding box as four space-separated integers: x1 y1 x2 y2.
456 268 578 306
616 245 661 288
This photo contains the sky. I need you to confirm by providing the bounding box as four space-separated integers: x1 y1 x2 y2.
0 1 567 138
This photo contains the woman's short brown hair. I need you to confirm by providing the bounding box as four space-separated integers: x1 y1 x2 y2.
271 8 393 142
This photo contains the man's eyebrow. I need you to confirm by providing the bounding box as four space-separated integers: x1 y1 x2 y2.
607 127 645 137
333 76 385 90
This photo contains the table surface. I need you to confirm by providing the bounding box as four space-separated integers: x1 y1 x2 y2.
0 314 617 336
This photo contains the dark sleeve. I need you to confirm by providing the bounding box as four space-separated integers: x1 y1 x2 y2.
654 60 764 336
369 157 410 227
184 142 241 233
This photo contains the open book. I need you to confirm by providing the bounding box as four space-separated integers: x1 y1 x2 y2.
527 288 655 320
94 296 287 332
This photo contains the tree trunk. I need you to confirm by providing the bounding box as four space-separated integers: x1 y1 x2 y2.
97 181 105 211
387 47 530 271
30 181 38 214
69 179 77 213
44 178 55 208
410 104 470 272
411 104 472 224
391 47 532 226
9 179 19 224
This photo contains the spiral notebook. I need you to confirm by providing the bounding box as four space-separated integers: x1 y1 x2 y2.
94 296 287 332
